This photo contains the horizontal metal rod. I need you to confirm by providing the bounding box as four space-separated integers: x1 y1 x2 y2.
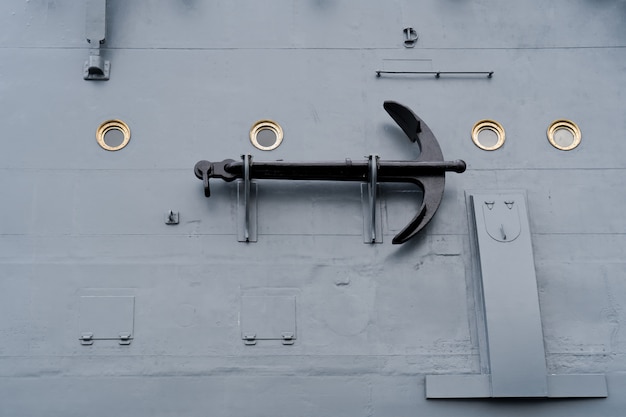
376 71 493 78
221 159 466 182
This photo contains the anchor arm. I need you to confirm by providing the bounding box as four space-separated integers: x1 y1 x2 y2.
383 101 421 143
386 176 446 244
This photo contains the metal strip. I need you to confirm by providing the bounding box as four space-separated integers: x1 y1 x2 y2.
368 155 379 243
237 182 257 243
360 184 382 244
376 71 493 78
243 154 251 242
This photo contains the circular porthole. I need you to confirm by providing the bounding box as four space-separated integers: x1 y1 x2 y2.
471 120 506 151
250 120 283 151
547 120 581 151
96 120 131 151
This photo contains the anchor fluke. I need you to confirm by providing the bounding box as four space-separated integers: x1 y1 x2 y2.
383 100 422 143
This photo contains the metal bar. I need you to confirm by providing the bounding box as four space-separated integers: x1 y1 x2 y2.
376 71 493 78
368 155 378 243
237 182 257 243
220 159 466 182
360 184 382 244
243 154 251 242
84 0 110 80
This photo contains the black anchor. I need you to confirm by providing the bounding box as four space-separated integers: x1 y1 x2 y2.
194 101 466 244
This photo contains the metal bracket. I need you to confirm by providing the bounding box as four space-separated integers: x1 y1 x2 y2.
118 332 132 345
403 27 418 47
165 210 179 225
237 154 258 242
84 0 110 81
84 55 110 81
367 155 379 243
80 332 94 346
243 154 252 242
281 332 295 345
361 155 383 243
243 333 257 346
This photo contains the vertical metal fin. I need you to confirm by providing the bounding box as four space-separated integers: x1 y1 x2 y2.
425 191 607 399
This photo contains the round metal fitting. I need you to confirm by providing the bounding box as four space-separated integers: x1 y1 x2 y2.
96 119 131 151
250 120 284 151
471 120 506 151
547 120 581 151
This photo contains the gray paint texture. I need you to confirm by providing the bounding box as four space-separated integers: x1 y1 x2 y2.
1 0 626 416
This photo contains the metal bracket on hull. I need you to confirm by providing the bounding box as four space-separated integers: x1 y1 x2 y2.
84 0 110 81
403 27 418 47
361 155 383 243
237 155 258 243
164 210 180 225
194 101 466 244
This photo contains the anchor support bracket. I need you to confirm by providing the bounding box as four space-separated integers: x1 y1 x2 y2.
237 154 258 243
362 155 383 243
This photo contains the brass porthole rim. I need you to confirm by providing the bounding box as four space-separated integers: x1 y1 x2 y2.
250 120 284 151
471 120 506 151
547 119 581 151
96 119 131 151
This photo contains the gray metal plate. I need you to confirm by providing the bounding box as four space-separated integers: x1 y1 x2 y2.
241 295 296 341
471 192 548 397
78 296 135 340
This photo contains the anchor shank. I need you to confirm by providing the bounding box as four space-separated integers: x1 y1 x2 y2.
220 159 466 182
